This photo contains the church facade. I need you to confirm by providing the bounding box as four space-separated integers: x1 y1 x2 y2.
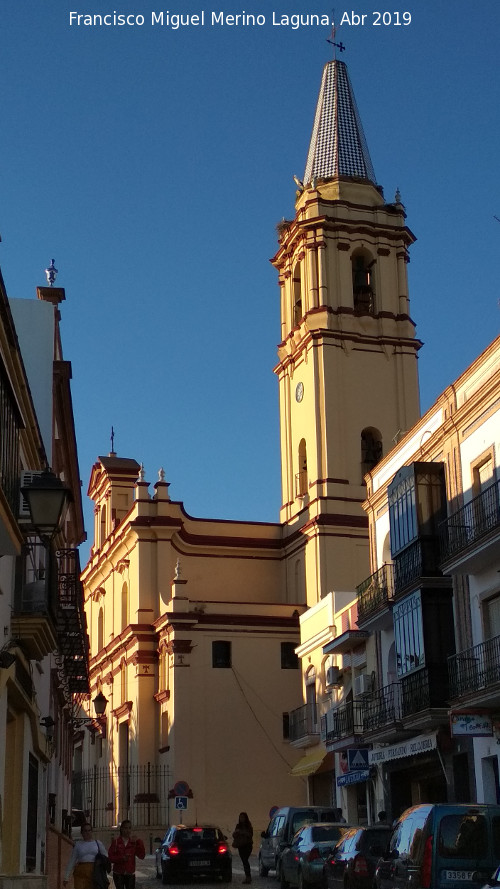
78 56 500 836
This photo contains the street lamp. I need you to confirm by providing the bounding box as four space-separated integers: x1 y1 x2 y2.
72 691 109 727
21 468 72 541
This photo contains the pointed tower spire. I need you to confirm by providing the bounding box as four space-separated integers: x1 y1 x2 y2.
304 60 376 185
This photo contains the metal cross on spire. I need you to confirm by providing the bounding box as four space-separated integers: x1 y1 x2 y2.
327 13 345 58
110 425 116 456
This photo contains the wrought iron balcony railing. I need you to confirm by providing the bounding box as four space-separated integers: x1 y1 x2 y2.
357 564 394 622
362 682 402 731
289 702 319 742
439 480 500 563
56 548 90 693
321 700 365 745
448 634 500 700
400 665 449 716
393 537 443 595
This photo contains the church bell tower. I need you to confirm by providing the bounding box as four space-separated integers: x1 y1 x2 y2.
273 59 421 602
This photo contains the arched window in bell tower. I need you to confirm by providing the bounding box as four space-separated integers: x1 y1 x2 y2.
292 262 303 327
296 439 308 497
361 427 383 479
100 504 107 548
352 249 376 314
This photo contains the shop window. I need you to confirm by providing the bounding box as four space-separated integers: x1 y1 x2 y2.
281 642 299 669
212 640 231 668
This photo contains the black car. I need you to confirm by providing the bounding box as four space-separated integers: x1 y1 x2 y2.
324 826 391 889
156 824 232 883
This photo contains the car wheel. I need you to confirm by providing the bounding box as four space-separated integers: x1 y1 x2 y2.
221 865 232 883
161 865 172 885
259 856 269 878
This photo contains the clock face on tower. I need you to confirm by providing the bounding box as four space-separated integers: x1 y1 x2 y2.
295 381 304 403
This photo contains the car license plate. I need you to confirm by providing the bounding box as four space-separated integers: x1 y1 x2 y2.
189 860 210 867
443 871 475 881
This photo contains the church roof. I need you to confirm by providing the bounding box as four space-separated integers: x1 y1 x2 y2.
304 59 376 185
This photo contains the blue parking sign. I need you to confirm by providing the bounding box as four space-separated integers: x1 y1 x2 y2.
175 796 188 810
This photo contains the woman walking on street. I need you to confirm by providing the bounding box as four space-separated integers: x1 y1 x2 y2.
232 812 253 884
108 820 146 889
63 823 108 889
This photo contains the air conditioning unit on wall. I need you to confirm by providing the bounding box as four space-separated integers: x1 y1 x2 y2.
19 470 43 519
353 673 372 696
326 666 343 688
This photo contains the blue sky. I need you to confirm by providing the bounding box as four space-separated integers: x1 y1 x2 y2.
1 1 499 557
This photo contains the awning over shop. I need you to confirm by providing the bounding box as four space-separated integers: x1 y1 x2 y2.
368 732 437 765
290 745 328 777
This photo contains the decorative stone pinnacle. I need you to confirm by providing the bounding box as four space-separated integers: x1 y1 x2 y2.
138 463 146 483
158 468 165 482
174 559 182 580
45 259 58 286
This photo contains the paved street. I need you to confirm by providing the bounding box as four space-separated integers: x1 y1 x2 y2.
136 854 274 889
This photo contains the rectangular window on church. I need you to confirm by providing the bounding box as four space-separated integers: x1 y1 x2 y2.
212 641 231 668
281 642 299 669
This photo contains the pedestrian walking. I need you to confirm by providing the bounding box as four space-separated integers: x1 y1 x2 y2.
63 823 109 889
232 812 253 884
108 820 146 889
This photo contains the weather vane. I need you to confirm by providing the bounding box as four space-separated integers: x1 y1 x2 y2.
327 13 345 58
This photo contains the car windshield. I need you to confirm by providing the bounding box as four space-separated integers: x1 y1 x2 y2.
438 814 488 859
311 826 344 843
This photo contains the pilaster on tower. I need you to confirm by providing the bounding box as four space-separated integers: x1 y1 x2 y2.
273 58 422 599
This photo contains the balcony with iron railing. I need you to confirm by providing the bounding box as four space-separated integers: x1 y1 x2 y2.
57 548 90 693
356 564 394 629
448 634 500 706
393 537 449 598
362 682 403 734
439 480 500 574
321 700 365 750
399 665 449 729
288 699 330 747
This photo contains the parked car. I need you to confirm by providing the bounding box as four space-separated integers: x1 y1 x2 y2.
155 824 232 883
324 825 392 889
280 822 351 889
259 806 340 879
375 804 500 889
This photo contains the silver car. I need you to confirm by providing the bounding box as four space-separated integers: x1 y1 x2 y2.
280 823 350 889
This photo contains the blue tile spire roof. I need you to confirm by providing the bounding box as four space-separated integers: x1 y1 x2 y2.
304 60 376 185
